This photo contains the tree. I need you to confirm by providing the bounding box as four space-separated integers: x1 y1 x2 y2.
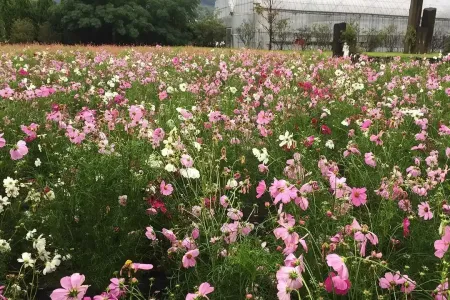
273 18 291 50
383 24 400 52
431 26 446 53
0 16 6 42
190 12 226 47
37 21 60 44
364 28 385 52
295 26 312 50
237 20 255 47
312 24 332 50
254 0 280 50
10 18 36 43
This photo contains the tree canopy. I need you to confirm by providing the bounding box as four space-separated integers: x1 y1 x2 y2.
0 0 226 46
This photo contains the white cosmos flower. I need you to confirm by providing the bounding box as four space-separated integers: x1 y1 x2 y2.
165 164 177 172
179 83 187 92
279 131 294 148
325 140 335 149
18 252 35 268
35 158 42 167
180 168 200 179
252 148 269 164
229 87 237 94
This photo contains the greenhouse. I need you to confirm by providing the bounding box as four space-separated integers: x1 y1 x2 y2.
215 0 450 51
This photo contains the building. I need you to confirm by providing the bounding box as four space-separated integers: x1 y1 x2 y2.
215 0 450 51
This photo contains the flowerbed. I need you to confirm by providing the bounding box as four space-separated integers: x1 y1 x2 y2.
0 46 450 299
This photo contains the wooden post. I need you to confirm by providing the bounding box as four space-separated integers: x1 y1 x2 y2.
419 8 437 53
404 0 423 53
332 23 346 57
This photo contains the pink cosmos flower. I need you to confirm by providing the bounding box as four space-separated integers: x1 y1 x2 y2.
418 202 433 220
186 282 214 300
326 254 349 279
269 179 298 205
227 208 243 220
0 286 6 300
160 181 173 196
180 154 194 168
0 133 6 148
108 278 126 297
350 187 367 206
276 266 303 289
162 228 177 242
130 263 153 272
400 275 416 294
219 195 229 208
351 219 379 257
434 280 449 300
182 249 199 268
145 226 156 240
191 228 200 239
370 131 384 145
50 273 89 300
159 91 168 100
403 218 410 238
10 140 28 160
364 152 376 167
324 272 351 295
434 226 450 258
256 180 266 198
379 272 406 290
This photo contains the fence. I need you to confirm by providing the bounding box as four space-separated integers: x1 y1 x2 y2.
227 29 448 53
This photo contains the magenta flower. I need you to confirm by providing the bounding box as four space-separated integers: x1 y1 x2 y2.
186 282 214 300
256 180 266 198
418 202 433 220
379 272 406 290
50 273 89 300
10 140 28 160
160 181 173 196
0 286 6 300
0 133 5 148
324 272 351 295
350 187 367 207
182 249 199 268
434 226 450 258
108 278 126 298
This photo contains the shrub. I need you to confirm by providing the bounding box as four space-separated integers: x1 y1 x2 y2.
10 18 36 43
444 36 450 54
37 22 60 44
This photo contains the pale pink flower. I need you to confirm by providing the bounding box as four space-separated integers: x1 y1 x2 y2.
379 272 406 290
182 249 199 268
160 181 173 196
364 152 376 167
180 154 194 168
326 254 349 279
162 228 177 242
256 180 266 198
418 202 433 220
0 133 5 148
10 140 29 160
434 226 450 258
186 282 214 300
145 226 156 240
276 266 303 289
50 273 89 300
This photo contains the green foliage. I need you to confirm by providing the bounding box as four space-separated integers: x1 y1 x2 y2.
341 22 358 54
37 22 60 44
382 24 400 52
0 16 6 42
311 24 332 49
274 18 291 50
444 36 450 54
10 18 36 43
190 13 226 47
404 26 417 54
364 28 386 52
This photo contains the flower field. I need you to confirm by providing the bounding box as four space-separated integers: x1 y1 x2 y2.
0 45 450 300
